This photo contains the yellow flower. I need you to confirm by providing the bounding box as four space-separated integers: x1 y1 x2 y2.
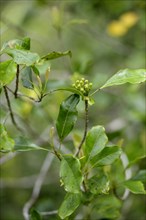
107 21 127 37
107 12 139 37
120 12 139 28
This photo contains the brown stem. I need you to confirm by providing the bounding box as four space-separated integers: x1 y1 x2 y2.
14 65 19 98
76 100 88 157
3 86 17 127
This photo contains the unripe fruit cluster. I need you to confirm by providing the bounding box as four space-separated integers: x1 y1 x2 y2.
72 78 92 96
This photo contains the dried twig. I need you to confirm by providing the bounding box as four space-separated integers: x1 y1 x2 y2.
23 153 54 220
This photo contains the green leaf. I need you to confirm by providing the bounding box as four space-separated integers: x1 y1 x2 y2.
100 69 146 89
126 155 146 168
30 209 42 220
90 146 122 167
56 94 80 141
0 60 17 86
35 60 50 75
0 124 15 152
84 126 108 162
91 195 121 219
58 193 81 219
60 155 83 193
87 174 110 195
2 49 40 66
122 180 146 194
132 170 146 183
55 87 83 97
21 66 33 89
31 65 40 76
41 50 72 60
14 136 48 152
1 37 30 51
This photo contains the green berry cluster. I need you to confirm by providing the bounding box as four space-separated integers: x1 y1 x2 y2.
72 78 92 96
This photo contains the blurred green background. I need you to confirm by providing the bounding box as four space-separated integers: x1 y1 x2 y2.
0 0 145 219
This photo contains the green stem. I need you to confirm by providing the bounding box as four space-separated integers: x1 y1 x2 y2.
90 88 100 96
76 99 88 157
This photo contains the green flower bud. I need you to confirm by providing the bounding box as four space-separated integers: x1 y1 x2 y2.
89 83 93 88
80 87 84 92
76 83 81 88
84 84 89 89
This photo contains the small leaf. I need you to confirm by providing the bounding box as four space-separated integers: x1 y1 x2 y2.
84 126 108 162
122 180 146 194
2 49 40 66
30 209 42 220
67 19 88 25
31 65 40 76
0 124 15 152
60 155 83 193
56 94 80 141
14 136 48 152
88 97 95 106
41 50 72 60
1 37 30 51
126 155 146 168
87 174 110 195
58 193 81 219
100 69 146 89
55 87 83 97
90 146 122 167
132 170 146 183
0 60 17 86
21 66 33 89
35 60 50 75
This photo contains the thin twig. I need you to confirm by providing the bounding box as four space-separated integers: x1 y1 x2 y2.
3 86 18 128
23 153 54 220
76 100 88 157
0 152 19 165
14 65 20 98
40 210 58 216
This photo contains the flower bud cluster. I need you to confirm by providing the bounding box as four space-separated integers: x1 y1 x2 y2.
72 78 92 96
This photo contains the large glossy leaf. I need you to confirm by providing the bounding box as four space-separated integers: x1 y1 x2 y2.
0 60 17 86
90 146 122 167
84 126 108 162
60 155 83 193
41 50 72 60
100 69 146 89
122 180 146 194
21 66 33 89
56 94 80 141
1 37 30 51
58 193 81 219
0 124 15 152
2 49 40 66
